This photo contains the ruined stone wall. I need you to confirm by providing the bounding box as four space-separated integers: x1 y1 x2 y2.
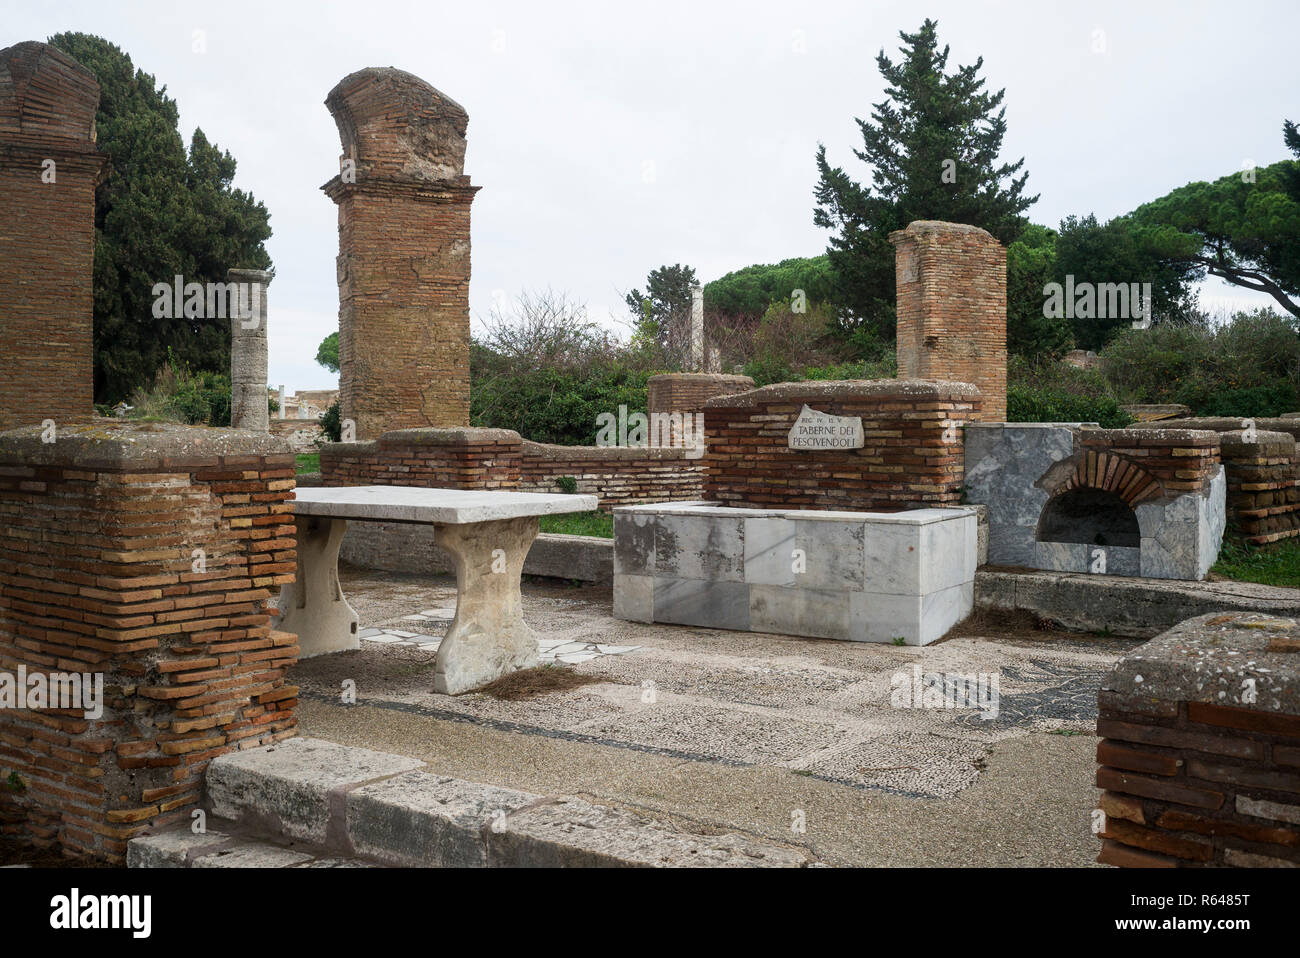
1130 419 1300 544
319 428 705 509
703 380 980 511
646 373 755 445
323 68 478 440
0 423 298 862
890 221 1007 422
517 441 704 508
0 42 106 430
1097 613 1300 868
320 428 522 491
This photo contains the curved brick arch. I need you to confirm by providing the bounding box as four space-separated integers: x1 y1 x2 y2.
1057 450 1162 507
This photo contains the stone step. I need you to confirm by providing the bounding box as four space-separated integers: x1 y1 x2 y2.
127 821 377 868
977 567 1300 636
197 737 811 868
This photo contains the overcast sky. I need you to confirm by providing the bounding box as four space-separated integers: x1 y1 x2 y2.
7 0 1297 391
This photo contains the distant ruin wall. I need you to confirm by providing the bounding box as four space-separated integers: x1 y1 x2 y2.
319 428 704 509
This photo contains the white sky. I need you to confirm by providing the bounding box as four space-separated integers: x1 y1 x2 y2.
6 0 1296 392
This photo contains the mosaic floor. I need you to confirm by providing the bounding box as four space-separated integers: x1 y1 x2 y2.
360 607 640 664
298 570 1139 804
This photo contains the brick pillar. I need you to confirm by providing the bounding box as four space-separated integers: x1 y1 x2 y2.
0 42 107 430
0 422 298 862
228 268 271 432
322 67 479 441
889 221 1007 422
1097 613 1300 868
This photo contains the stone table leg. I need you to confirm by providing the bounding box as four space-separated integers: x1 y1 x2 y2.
276 515 359 657
433 516 540 695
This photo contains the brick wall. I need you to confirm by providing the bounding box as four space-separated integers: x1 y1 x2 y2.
319 427 704 510
889 221 1007 422
0 423 298 862
0 42 106 431
1096 613 1300 868
647 373 755 445
703 380 980 511
518 441 703 508
1064 428 1221 505
1131 419 1300 543
320 428 521 490
323 67 478 440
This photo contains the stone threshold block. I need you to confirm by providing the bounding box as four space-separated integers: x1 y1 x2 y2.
190 738 811 867
280 486 596 693
613 501 977 646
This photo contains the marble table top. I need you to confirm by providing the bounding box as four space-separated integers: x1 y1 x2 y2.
290 486 598 524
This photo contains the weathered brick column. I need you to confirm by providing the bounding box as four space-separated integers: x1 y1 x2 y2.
1097 613 1300 867
228 268 271 432
0 41 107 430
0 423 298 862
322 67 479 440
889 221 1007 422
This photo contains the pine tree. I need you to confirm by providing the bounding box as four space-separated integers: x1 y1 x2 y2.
814 19 1037 339
49 33 273 404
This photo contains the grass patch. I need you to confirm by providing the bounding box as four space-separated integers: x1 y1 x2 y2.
476 664 605 700
295 453 320 474
1212 535 1300 589
537 510 613 538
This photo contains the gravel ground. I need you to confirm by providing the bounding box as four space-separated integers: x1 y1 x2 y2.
290 564 1140 866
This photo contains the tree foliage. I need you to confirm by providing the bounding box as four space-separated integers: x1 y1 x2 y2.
49 32 273 404
624 264 697 359
813 18 1037 339
316 331 339 373
1127 125 1300 319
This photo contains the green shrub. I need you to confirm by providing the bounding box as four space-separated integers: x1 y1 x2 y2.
318 399 342 443
1006 356 1133 427
1099 309 1300 417
555 475 578 494
127 361 232 426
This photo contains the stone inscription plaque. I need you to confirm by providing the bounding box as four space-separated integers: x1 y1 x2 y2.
787 405 865 450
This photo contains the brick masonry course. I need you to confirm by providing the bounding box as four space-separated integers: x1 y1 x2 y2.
1130 418 1300 544
890 221 1007 422
1096 612 1300 867
323 67 478 439
701 379 980 512
0 422 299 862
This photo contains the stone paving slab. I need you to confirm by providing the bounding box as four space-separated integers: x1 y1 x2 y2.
207 737 423 843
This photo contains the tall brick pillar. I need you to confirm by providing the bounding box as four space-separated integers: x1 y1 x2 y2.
889 221 1007 422
322 68 479 441
0 41 107 430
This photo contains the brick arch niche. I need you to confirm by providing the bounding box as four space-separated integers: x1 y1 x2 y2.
965 424 1228 580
